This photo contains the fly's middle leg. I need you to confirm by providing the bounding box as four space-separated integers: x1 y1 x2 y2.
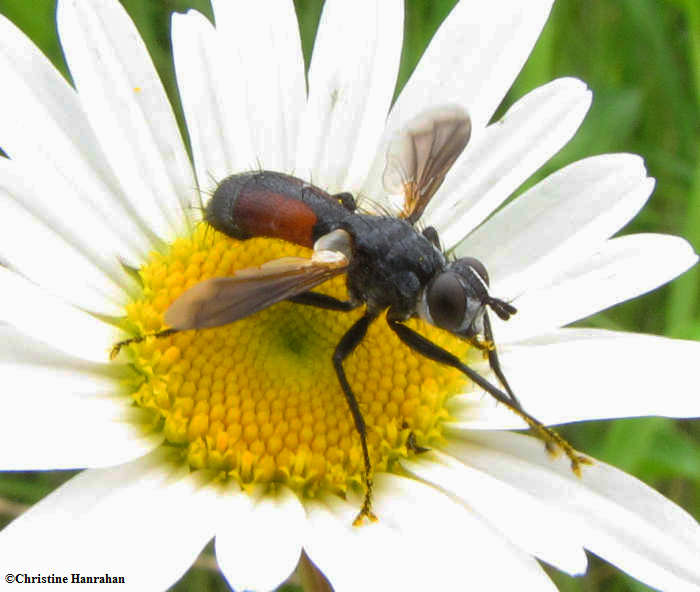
332 311 379 526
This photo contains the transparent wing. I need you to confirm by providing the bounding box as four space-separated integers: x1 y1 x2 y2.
383 105 471 225
164 249 349 330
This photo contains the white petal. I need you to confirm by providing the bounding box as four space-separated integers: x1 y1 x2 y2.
402 450 588 575
57 0 196 241
302 495 407 592
0 159 134 315
444 431 700 592
0 326 162 470
172 10 256 196
296 0 403 194
212 0 305 172
427 78 593 248
496 234 699 342
372 474 558 591
0 267 122 363
0 452 219 590
0 413 160 471
362 0 554 199
304 495 401 592
456 154 655 298
0 13 155 265
449 328 700 430
216 486 305 592
397 0 554 130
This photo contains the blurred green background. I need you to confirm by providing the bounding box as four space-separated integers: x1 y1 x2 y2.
0 1 698 591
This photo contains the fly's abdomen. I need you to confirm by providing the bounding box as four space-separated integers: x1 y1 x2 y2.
206 172 316 247
206 171 342 248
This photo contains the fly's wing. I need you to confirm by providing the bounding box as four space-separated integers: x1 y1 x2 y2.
383 105 471 225
164 249 349 330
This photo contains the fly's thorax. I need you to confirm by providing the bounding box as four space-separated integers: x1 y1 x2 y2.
345 215 446 310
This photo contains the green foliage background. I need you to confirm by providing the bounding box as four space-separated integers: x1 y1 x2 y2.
0 1 698 591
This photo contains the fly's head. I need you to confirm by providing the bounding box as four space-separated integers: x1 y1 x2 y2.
418 257 516 340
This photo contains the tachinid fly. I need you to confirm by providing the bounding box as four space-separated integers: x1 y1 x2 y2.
112 106 590 524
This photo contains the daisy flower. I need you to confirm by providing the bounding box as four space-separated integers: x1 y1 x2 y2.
0 1 699 591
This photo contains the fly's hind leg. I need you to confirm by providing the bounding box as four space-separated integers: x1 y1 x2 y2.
387 317 592 476
110 328 179 360
332 311 379 526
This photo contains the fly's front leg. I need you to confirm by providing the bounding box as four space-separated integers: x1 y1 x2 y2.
482 312 520 408
386 317 591 475
332 311 379 525
468 335 494 355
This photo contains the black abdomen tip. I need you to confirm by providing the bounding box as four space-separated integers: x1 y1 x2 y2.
205 173 256 239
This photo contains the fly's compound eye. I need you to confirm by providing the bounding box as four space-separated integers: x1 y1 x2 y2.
426 271 466 332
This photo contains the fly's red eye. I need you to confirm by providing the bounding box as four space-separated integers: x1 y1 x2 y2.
426 271 466 331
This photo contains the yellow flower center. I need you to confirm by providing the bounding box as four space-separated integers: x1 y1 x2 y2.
120 225 471 497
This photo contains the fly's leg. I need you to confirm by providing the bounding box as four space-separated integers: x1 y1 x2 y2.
406 431 430 454
110 328 179 360
482 312 521 408
114 292 357 356
290 292 377 522
468 334 495 362
387 318 592 475
333 311 379 526
468 336 494 354
400 421 430 454
288 292 358 311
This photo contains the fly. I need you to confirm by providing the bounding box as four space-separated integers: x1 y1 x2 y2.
112 105 590 524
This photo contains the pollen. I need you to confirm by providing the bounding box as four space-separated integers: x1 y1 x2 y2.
119 225 471 498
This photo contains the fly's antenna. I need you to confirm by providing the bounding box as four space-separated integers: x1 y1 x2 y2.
487 297 517 321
